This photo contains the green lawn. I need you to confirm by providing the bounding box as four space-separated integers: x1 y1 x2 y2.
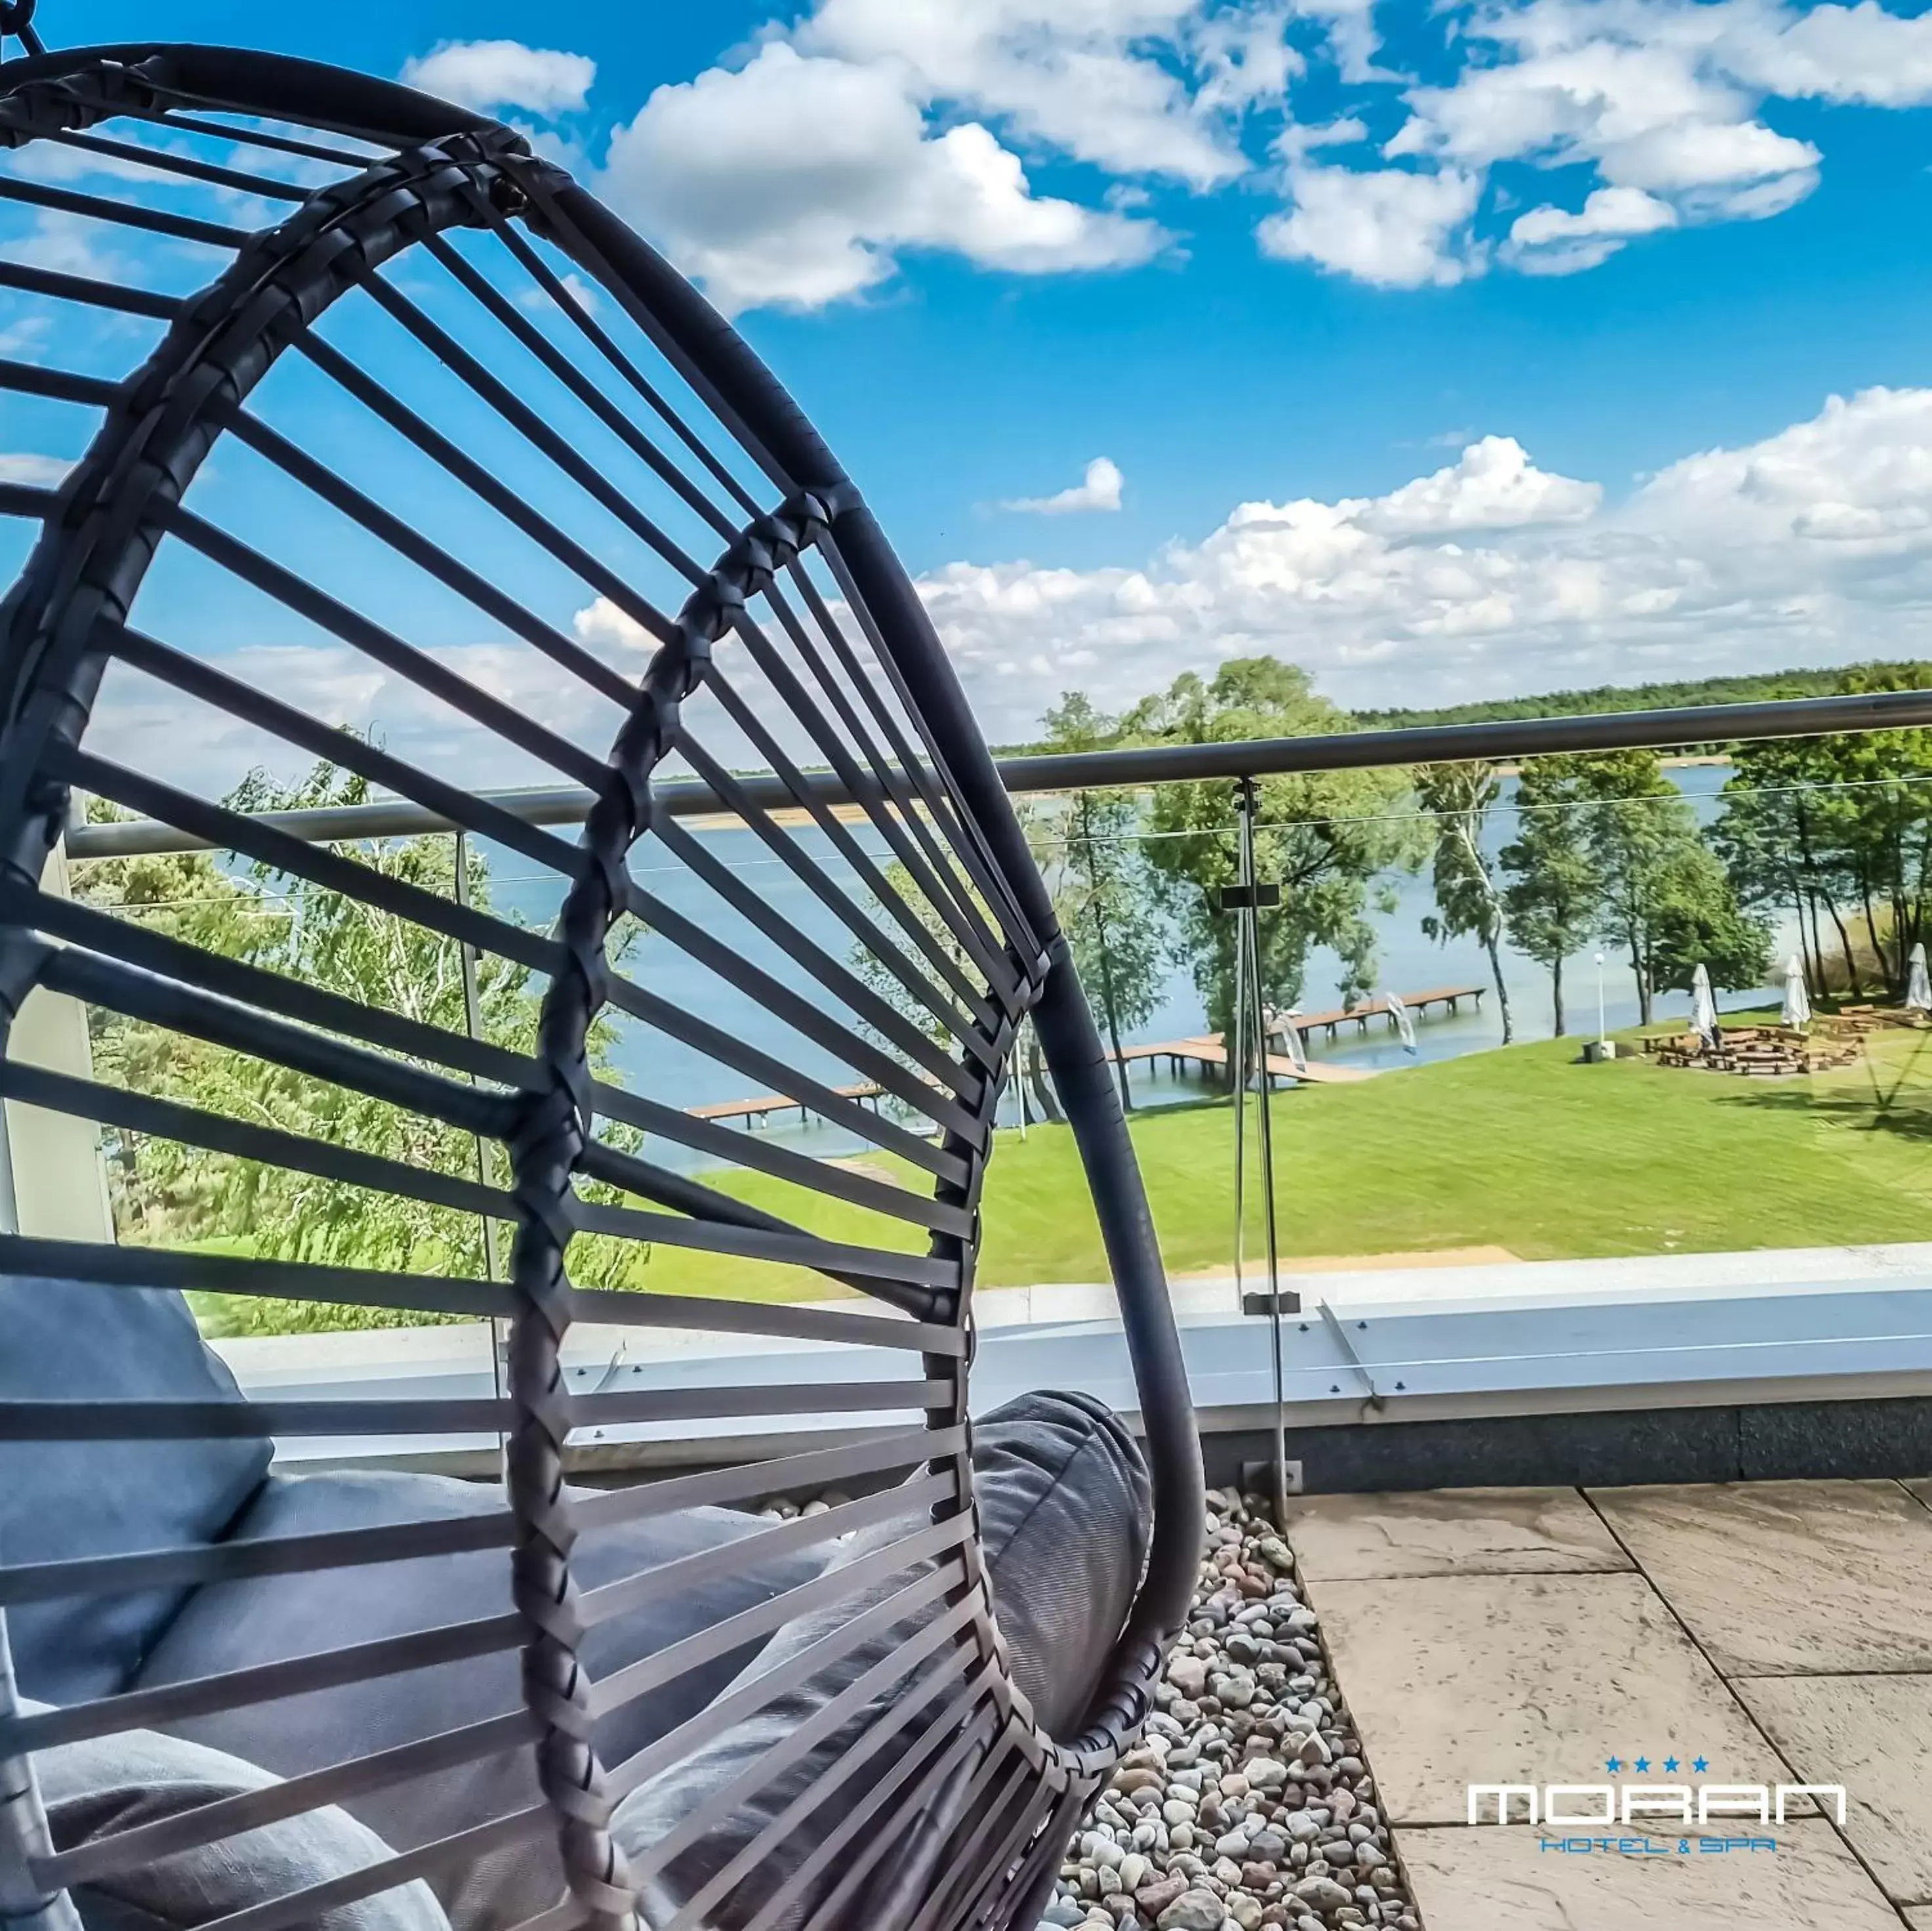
1150 1013 1932 1266
638 1012 1932 1295
186 1014 1932 1332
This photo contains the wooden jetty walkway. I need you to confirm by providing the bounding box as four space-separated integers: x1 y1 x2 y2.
1277 984 1484 1040
687 1079 894 1128
1112 1036 1372 1086
685 984 1482 1128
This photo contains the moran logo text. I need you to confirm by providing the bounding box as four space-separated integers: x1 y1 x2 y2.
1468 1784 1847 1827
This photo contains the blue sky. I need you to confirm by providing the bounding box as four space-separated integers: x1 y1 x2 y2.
15 0 1932 751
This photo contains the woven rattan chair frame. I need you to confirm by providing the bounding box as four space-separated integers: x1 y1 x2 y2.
0 42 1203 1931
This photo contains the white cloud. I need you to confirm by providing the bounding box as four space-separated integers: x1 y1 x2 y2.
91 631 638 805
5 127 188 188
80 392 1932 791
520 268 601 318
1192 4 1305 114
1258 163 1483 287
401 40 596 117
601 43 1164 313
376 2 1932 304
1510 185 1678 247
8 209 117 277
1387 30 1767 183
1276 116 1370 161
910 388 1932 739
1629 385 1932 548
371 0 1932 304
1002 457 1125 515
795 0 1272 188
0 453 72 486
1602 115 1820 194
571 596 655 656
1718 0 1932 106
1506 183 1678 271
1237 0 1932 289
1700 166 1820 219
1359 436 1602 531
592 0 1303 310
1301 0 1401 83
1357 0 1840 282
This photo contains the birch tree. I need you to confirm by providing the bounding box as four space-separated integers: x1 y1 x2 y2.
1415 760 1514 1045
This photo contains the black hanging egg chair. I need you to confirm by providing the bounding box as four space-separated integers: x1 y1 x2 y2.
0 37 1202 1931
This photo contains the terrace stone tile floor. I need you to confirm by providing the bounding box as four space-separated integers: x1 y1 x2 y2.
1282 1478 1932 1930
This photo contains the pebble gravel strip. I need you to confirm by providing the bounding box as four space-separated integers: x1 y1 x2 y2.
1037 1487 1420 1931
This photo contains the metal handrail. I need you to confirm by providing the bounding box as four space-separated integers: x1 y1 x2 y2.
64 680 1932 858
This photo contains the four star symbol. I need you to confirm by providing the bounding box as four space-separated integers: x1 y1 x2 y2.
1604 1751 1709 1774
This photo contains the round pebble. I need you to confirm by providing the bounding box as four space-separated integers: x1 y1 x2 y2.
1043 1488 1416 1931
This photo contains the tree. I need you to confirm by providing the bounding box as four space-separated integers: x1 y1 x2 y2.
1038 693 1168 1110
1544 747 1772 1024
849 851 1064 1123
1500 757 1601 1036
1714 682 1932 999
1136 661 1420 1041
1801 669 1932 994
73 757 644 1329
1572 749 1681 1026
1712 734 1861 997
1567 749 1712 1026
1351 661 1932 732
1648 841 1773 995
72 807 279 1241
1415 760 1513 1045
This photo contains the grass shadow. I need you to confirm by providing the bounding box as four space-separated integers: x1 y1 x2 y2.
1717 1087 1932 1143
1712 1023 1932 1141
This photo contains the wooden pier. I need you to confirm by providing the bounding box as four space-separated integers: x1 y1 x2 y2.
686 1079 894 1128
1113 1036 1374 1086
683 984 1481 1128
1271 984 1485 1041
1109 985 1481 1093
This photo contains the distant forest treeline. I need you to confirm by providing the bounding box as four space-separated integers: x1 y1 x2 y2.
1351 663 1932 732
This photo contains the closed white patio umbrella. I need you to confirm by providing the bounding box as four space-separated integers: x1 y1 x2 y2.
1908 941 1931 1012
1691 962 1719 1050
1782 954 1812 1029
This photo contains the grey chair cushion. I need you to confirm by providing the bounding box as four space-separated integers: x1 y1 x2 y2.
23 1705 449 1931
136 1468 826 1931
974 1390 1152 1737
0 1273 269 1702
611 1390 1152 1931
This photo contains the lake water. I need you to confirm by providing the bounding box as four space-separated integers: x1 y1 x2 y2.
1204 760 1778 1077
480 759 1786 1167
